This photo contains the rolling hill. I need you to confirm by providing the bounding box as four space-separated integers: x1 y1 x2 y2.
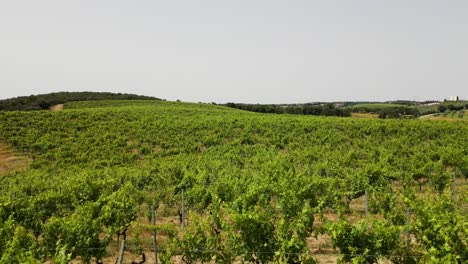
0 91 160 111
0 99 466 263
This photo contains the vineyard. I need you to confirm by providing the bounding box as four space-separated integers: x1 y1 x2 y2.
0 100 467 263
422 110 468 121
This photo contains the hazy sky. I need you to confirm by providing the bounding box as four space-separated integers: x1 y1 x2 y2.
1 0 467 103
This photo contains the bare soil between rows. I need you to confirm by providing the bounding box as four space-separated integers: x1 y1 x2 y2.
0 143 31 175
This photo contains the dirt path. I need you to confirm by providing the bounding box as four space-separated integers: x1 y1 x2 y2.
351 112 379 119
50 104 64 112
0 143 31 175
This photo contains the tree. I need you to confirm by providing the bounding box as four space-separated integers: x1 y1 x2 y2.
438 104 447 113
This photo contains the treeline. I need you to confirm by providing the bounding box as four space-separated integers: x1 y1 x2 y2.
437 103 467 113
226 102 468 119
225 103 352 117
352 102 467 119
347 105 421 119
376 107 420 119
0 92 160 111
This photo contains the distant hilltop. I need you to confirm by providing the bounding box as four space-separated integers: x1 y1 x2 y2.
0 92 161 111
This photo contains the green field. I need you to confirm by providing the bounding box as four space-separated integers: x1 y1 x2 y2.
349 103 405 110
0 100 467 263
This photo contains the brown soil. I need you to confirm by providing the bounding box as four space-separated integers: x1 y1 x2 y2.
351 112 379 119
0 143 31 175
50 104 64 112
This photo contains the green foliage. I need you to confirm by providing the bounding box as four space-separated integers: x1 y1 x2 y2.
0 100 466 262
0 217 38 264
100 182 141 233
437 104 447 113
176 211 234 264
225 102 352 117
327 219 400 263
0 91 160 111
411 193 467 263
53 241 73 264
43 204 107 263
275 203 316 264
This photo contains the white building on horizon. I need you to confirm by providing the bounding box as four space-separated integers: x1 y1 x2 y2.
446 96 459 102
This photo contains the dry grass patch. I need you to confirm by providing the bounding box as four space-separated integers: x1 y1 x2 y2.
351 112 379 119
50 104 64 112
0 143 31 175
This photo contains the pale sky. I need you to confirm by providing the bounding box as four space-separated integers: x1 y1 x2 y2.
1 0 467 103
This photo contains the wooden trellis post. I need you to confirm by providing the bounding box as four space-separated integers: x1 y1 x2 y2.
152 203 158 264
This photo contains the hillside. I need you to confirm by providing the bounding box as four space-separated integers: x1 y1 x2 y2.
0 92 161 111
0 100 467 263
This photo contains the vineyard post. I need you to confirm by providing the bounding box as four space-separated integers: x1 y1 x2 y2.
364 189 368 216
117 239 126 264
405 206 410 257
116 231 120 252
428 168 431 186
152 203 158 264
452 174 456 202
364 189 369 230
181 189 185 232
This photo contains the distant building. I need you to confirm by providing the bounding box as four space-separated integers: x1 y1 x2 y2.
446 96 459 102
